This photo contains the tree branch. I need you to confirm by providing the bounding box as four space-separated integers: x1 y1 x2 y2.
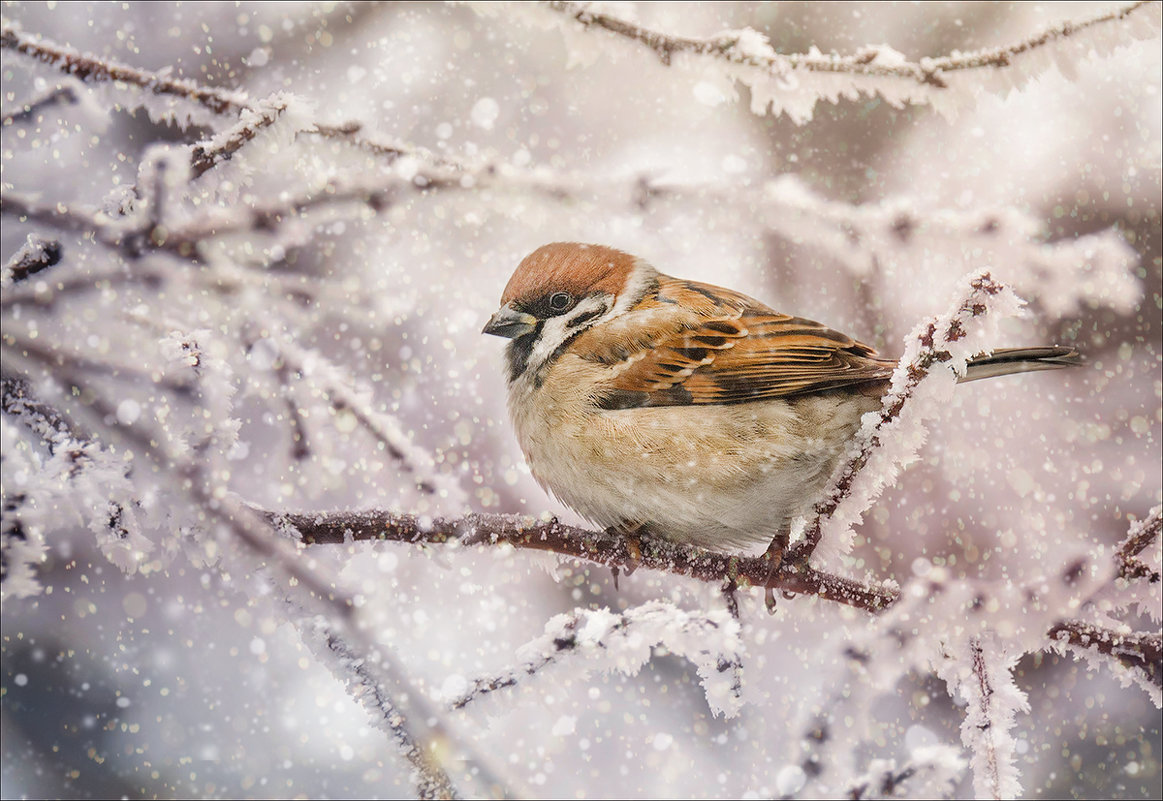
1 84 78 126
0 20 248 116
542 0 1157 88
1048 620 1162 691
794 272 1029 563
1118 506 1162 582
0 367 490 799
267 508 900 612
3 235 62 285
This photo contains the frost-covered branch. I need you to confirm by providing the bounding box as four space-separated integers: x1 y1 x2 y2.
1 20 1143 324
444 601 744 718
2 234 62 286
0 19 248 118
268 337 467 504
1048 621 1162 692
0 371 502 799
267 508 900 612
0 182 394 262
797 272 1031 566
297 614 461 800
1118 505 1162 582
942 636 1027 801
188 95 291 178
0 83 78 126
519 1 1161 121
845 746 966 800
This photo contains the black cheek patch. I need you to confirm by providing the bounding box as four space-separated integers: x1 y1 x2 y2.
567 308 603 329
505 325 541 384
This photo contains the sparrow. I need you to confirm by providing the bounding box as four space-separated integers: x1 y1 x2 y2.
483 243 1079 554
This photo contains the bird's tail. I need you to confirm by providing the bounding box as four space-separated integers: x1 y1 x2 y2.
959 346 1081 383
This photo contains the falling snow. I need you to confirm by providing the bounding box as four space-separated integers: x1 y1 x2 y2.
1 3 1160 800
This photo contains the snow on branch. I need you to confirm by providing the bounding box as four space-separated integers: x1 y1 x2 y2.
0 19 248 125
443 600 744 718
1117 504 1163 584
269 337 468 505
266 508 899 612
937 635 1029 801
0 83 78 126
800 272 1029 567
1 20 1142 325
1 373 150 596
1 234 62 286
846 746 967 801
296 613 461 800
1045 507 1162 705
485 0 1162 122
0 371 502 799
1047 621 1162 705
810 546 1125 800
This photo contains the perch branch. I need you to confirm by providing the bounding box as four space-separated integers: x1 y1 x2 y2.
268 508 900 612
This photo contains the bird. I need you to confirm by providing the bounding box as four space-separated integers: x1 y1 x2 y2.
482 242 1079 556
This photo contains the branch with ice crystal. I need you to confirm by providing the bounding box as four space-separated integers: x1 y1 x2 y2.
1 234 61 286
485 1 1162 123
1 21 1142 324
800 272 1027 567
1047 621 1162 705
0 19 248 126
1117 505 1163 587
1 374 149 595
271 338 467 505
1044 508 1163 705
444 600 744 718
295 613 461 800
935 635 1029 801
0 83 79 126
0 21 459 180
846 745 967 801
803 550 1116 800
268 509 899 612
2 373 510 798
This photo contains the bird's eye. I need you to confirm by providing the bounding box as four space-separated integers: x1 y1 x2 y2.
549 292 573 312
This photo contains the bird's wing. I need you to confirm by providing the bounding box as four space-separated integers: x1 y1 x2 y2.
593 278 895 409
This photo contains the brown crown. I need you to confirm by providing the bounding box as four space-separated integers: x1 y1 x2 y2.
500 243 637 306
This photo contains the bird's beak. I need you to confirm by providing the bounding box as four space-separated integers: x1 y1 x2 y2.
482 304 537 339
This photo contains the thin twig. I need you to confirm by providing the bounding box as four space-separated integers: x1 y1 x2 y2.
1117 506 1162 582
1 85 78 126
543 0 1157 88
969 638 1003 801
794 273 1011 561
1048 620 1162 690
0 21 248 116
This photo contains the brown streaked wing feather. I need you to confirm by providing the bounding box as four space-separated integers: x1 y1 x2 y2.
597 279 894 408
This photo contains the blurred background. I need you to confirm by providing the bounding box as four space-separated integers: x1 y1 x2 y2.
2 2 1160 798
